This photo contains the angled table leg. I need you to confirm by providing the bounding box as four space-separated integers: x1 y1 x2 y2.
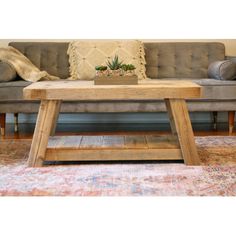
165 100 177 136
165 98 200 165
28 100 61 167
50 101 61 136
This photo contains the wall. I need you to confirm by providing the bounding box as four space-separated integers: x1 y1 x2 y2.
1 39 235 124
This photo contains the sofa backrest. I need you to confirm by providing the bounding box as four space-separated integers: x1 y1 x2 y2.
9 42 70 79
9 41 225 79
144 42 225 78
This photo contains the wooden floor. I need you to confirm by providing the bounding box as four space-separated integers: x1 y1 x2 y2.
1 122 235 140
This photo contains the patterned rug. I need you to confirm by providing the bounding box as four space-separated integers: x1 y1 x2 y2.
0 137 236 196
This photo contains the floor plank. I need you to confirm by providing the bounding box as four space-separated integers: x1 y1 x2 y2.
80 136 103 148
102 135 125 148
48 135 180 150
124 135 147 149
56 136 82 148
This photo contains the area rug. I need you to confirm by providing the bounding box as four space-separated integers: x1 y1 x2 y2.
0 137 236 196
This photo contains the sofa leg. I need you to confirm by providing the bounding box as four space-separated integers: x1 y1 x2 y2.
0 113 6 136
212 111 217 130
14 113 19 132
228 111 235 135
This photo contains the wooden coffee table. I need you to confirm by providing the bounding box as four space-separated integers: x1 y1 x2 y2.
24 80 202 167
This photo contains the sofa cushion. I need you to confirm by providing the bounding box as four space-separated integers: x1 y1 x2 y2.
0 80 32 100
144 42 225 79
146 78 236 100
191 79 236 99
8 42 70 79
208 60 236 80
0 61 17 82
2 79 236 101
193 78 236 86
67 40 146 80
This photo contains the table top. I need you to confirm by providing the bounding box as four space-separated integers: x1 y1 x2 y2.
23 80 202 101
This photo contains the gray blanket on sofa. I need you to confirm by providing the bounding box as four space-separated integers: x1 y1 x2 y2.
0 46 59 82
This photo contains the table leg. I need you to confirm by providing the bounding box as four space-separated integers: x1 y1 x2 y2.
28 100 60 167
165 100 177 136
165 98 200 165
14 113 19 132
0 113 6 136
50 101 61 136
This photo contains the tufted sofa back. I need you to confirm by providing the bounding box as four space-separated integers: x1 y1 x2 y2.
144 42 225 78
9 41 225 79
9 42 70 79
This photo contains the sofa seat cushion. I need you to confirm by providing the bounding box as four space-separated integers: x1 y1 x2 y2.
193 78 236 86
1 78 236 101
194 79 236 99
0 80 32 100
155 78 236 100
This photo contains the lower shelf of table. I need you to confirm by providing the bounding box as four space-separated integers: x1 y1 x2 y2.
45 135 183 161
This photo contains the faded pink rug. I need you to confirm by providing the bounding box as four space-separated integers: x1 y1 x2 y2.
0 137 236 196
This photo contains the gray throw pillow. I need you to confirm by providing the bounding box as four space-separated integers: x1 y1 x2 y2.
208 60 236 80
0 61 17 82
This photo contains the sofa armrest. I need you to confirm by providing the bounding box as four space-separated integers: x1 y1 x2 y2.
208 60 236 80
0 61 17 82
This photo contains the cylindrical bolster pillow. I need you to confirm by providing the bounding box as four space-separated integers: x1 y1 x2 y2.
208 60 236 80
0 61 17 82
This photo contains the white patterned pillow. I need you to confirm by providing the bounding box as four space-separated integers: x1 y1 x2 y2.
67 40 146 80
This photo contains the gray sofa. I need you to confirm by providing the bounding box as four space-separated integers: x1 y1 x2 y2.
1 41 236 135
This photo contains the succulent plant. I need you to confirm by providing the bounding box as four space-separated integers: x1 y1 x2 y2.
121 64 136 71
95 65 107 71
107 55 123 70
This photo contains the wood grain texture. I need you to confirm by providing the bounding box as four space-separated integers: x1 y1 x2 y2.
0 113 6 136
45 135 182 161
50 101 61 136
14 113 18 133
45 149 182 161
23 80 202 100
146 135 179 149
48 136 83 149
80 136 104 148
28 100 59 167
228 111 235 134
102 135 125 148
165 99 200 165
25 80 201 166
47 135 179 150
94 76 138 85
165 99 177 136
124 135 147 149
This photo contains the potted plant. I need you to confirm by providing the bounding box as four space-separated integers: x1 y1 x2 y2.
95 65 108 77
121 64 136 76
106 55 123 76
94 55 138 85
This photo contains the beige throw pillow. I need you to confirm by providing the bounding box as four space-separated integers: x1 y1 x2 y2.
67 40 146 80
